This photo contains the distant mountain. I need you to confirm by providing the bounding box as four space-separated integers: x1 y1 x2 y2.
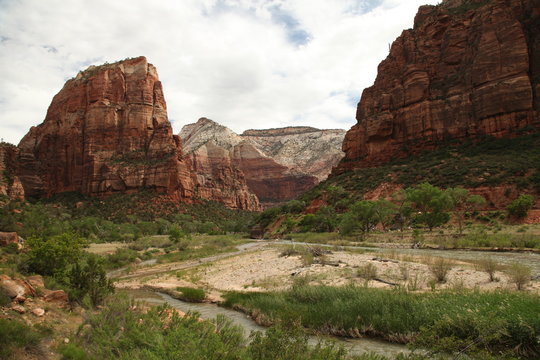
180 118 345 207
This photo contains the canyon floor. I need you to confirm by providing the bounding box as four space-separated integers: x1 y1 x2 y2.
112 239 540 302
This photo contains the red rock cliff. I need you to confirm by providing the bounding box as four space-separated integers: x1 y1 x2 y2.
180 119 262 211
18 57 195 200
0 143 24 200
336 0 540 173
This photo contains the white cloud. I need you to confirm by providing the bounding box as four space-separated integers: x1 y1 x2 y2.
0 0 439 144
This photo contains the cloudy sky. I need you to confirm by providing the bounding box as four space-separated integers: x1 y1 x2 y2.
0 0 439 145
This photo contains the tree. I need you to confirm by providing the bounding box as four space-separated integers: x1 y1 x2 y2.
446 187 486 234
68 255 114 307
24 233 83 277
169 224 187 243
350 201 379 234
404 183 452 231
373 199 397 231
507 194 535 219
392 191 414 237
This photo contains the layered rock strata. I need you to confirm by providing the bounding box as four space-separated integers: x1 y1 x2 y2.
336 0 540 173
242 127 345 181
17 57 195 201
180 119 262 211
180 118 344 206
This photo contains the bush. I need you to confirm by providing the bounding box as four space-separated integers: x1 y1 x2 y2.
507 264 531 290
477 257 500 282
507 194 535 219
23 233 83 277
428 258 452 283
59 344 91 360
357 263 378 281
0 287 11 306
68 255 114 307
176 287 206 302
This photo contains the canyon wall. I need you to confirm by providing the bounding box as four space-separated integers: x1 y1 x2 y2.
17 57 195 201
0 143 24 200
336 0 540 173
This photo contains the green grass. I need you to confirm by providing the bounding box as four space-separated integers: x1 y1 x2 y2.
0 318 43 359
64 293 379 360
223 286 540 358
176 287 206 302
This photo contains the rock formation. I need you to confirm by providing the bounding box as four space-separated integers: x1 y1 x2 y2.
17 57 195 201
0 143 24 200
179 119 262 211
180 119 344 207
336 0 540 173
242 127 345 181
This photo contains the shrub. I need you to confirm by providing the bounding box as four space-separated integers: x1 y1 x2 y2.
357 263 378 281
59 344 91 360
507 264 531 290
428 258 452 283
23 233 83 277
0 287 11 306
176 287 205 302
68 255 114 307
507 194 535 219
477 257 500 282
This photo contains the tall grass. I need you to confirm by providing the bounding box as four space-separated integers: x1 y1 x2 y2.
64 294 375 360
223 286 540 358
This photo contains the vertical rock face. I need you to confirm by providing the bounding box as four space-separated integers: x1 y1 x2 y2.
336 0 540 173
180 119 341 207
18 57 195 200
0 143 24 200
180 118 262 211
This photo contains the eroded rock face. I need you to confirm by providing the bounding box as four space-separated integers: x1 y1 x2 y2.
180 119 261 211
18 57 195 201
0 143 24 200
336 0 540 173
241 127 345 182
180 118 341 207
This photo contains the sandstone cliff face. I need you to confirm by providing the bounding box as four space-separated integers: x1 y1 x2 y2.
18 57 195 200
241 127 345 181
336 0 540 173
179 119 261 211
180 119 343 207
0 143 24 200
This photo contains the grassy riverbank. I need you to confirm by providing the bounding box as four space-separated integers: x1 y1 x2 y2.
223 285 540 359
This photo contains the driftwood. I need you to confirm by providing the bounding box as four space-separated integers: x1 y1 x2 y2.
371 257 399 264
373 278 399 286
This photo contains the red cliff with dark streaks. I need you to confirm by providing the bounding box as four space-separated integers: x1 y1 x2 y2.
18 57 195 201
335 0 540 173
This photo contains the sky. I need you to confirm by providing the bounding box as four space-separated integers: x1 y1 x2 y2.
0 0 439 145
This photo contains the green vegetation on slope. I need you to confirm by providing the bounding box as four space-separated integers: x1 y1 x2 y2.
321 133 540 200
224 285 540 359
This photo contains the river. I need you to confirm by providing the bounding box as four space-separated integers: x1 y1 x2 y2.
126 289 412 358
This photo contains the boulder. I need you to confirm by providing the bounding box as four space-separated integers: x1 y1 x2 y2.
43 290 69 303
0 232 19 246
31 308 45 317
